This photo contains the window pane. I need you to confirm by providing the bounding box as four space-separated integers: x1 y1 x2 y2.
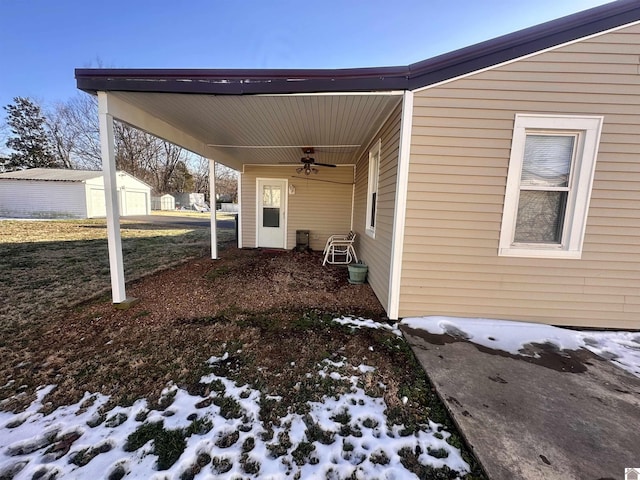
514 191 567 244
370 192 377 228
263 187 272 206
263 207 280 227
521 135 574 188
262 186 281 207
271 188 281 207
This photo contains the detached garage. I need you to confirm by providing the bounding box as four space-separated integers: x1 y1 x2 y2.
0 168 151 219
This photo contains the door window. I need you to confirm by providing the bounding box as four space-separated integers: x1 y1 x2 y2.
262 185 281 227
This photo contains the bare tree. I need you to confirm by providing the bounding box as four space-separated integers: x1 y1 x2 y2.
46 103 74 169
191 155 210 196
191 157 238 204
47 94 184 194
114 121 160 179
46 94 101 170
42 92 239 199
147 141 187 194
215 163 238 203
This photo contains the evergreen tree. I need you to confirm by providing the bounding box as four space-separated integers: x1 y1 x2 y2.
169 160 195 192
4 97 58 170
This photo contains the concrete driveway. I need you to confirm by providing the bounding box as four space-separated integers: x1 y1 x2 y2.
402 326 640 480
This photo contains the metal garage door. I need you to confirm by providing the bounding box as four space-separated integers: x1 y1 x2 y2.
124 190 147 215
88 188 106 218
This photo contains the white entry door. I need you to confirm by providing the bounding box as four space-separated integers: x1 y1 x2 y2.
257 179 287 248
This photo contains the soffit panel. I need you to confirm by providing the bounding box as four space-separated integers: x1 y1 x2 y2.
112 92 401 166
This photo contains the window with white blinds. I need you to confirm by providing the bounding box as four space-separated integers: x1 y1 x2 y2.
499 114 603 259
366 140 381 238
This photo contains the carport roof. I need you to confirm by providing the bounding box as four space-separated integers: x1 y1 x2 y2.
76 0 640 96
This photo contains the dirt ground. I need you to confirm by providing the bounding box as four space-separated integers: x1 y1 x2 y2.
0 247 386 412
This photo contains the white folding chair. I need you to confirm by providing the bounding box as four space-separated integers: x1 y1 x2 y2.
322 231 358 266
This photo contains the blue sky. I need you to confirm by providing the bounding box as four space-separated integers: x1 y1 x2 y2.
0 0 612 117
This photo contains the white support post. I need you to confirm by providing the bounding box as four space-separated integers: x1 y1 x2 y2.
98 92 127 304
209 158 218 259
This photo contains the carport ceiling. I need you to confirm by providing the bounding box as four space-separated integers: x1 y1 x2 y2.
111 91 402 168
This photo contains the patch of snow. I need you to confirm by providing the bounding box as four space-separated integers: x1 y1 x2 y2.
322 358 345 368
332 316 402 337
356 364 375 374
577 330 640 377
206 352 229 364
401 316 640 377
0 359 470 479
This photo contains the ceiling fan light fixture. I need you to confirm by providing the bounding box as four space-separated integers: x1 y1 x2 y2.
294 147 336 175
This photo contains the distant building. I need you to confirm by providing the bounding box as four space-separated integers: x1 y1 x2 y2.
0 168 151 218
151 194 175 211
173 192 209 211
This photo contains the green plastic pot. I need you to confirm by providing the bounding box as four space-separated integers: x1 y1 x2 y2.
348 263 368 284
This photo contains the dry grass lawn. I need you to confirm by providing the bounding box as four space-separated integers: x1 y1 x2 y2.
151 210 216 218
0 218 234 326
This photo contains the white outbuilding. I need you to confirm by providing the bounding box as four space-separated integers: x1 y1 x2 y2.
0 168 151 218
151 194 175 211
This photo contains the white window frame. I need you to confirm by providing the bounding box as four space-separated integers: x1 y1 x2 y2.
366 140 381 238
499 114 603 259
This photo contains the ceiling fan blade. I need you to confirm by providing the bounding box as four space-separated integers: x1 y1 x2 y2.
314 162 337 168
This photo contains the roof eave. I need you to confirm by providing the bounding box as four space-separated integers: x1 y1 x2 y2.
75 67 411 95
407 0 640 89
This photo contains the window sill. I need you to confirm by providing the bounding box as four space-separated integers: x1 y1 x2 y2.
365 228 376 239
498 247 582 259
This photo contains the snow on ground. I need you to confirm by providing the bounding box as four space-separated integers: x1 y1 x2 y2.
332 316 402 337
401 316 640 378
0 351 469 480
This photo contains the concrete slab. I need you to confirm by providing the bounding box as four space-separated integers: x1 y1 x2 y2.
402 326 640 480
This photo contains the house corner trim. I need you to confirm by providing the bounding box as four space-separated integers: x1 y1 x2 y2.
387 91 413 320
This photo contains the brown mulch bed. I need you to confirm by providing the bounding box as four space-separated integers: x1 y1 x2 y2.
0 247 388 412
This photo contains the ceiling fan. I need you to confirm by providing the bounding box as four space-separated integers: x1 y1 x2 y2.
296 148 337 175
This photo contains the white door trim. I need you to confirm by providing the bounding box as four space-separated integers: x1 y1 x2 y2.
256 178 288 249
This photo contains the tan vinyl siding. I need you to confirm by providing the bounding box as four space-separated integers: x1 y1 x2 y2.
240 165 353 250
353 103 402 311
401 23 640 329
